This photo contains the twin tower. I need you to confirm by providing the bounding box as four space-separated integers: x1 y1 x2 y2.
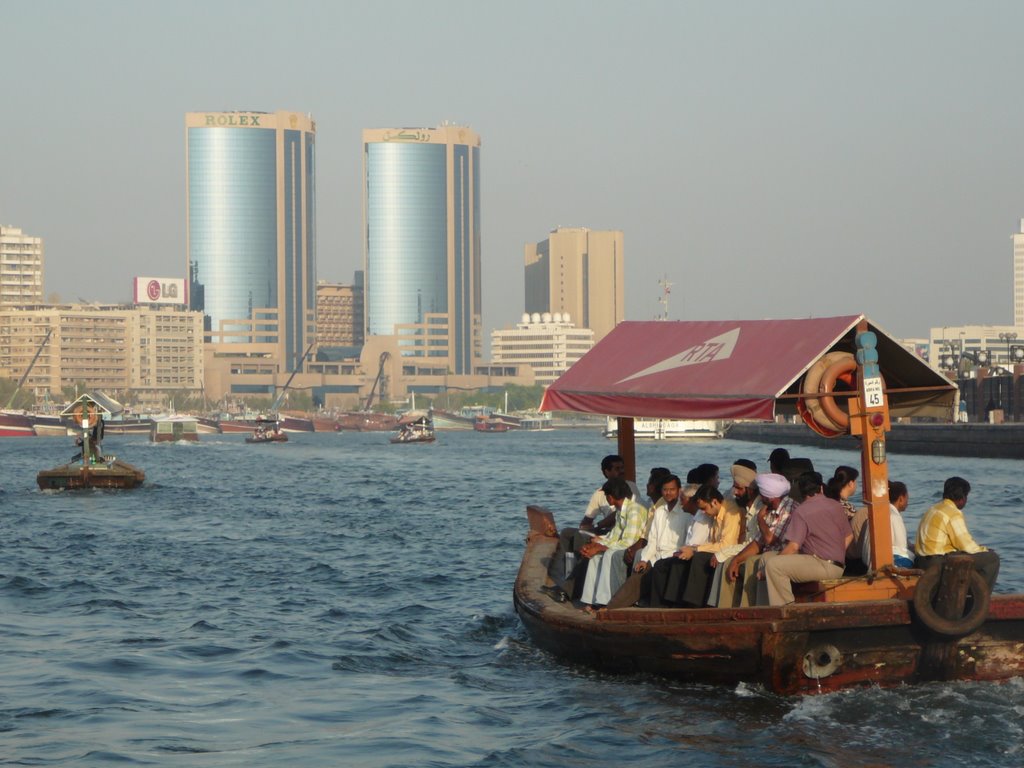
185 112 481 376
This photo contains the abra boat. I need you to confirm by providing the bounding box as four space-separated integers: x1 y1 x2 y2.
150 415 199 443
37 395 145 490
514 315 1024 695
391 410 436 444
474 414 510 433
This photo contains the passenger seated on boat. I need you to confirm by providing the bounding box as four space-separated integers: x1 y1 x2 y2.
721 473 794 607
845 505 870 575
915 476 1000 590
862 481 915 568
764 471 852 606
768 447 790 475
624 467 673 572
707 461 763 607
659 487 741 606
578 478 649 611
825 465 860 520
681 467 717 544
547 455 643 599
619 475 688 604
648 485 742 608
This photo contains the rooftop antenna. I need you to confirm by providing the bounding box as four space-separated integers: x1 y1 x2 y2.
657 275 673 320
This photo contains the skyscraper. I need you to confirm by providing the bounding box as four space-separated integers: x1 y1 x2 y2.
1014 219 1024 327
186 110 316 371
524 227 624 344
363 125 481 375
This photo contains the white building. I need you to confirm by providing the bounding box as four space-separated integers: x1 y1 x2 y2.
928 325 1024 374
0 225 44 306
491 313 594 385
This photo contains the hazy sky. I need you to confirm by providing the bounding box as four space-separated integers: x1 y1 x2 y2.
4 1 1024 341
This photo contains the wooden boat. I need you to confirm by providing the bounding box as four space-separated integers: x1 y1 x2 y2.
245 423 289 443
150 416 200 442
474 415 510 433
37 395 144 490
391 410 436 444
514 315 1024 694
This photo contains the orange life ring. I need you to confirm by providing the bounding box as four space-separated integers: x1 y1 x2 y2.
72 403 97 427
818 357 859 429
800 352 851 436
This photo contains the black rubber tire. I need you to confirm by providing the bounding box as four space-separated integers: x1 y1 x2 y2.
912 566 990 637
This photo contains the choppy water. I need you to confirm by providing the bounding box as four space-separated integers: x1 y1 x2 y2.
1 429 1023 766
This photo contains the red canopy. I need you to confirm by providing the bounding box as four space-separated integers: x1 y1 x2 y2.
541 315 955 421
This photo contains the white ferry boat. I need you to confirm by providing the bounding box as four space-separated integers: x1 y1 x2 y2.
603 416 724 440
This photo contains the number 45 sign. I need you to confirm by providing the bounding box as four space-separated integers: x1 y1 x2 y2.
863 376 885 409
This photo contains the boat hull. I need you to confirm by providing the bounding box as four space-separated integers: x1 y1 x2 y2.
37 459 145 490
515 506 1024 695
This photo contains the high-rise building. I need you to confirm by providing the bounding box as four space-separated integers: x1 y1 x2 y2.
1014 219 1024 326
0 225 44 306
363 125 481 375
316 274 364 347
524 227 624 344
185 111 316 372
491 313 594 385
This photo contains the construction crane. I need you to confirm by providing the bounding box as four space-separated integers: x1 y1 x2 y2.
6 328 53 409
269 340 316 413
363 352 391 411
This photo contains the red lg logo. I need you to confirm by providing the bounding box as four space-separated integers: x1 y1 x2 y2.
147 280 161 301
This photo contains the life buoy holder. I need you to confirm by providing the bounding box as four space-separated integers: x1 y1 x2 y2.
912 565 990 637
71 403 97 427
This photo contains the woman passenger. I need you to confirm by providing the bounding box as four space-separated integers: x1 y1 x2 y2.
825 465 859 520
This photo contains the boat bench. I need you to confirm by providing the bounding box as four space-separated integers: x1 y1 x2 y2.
793 573 919 603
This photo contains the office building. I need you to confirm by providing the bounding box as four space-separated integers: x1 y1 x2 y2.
491 313 594 385
0 304 204 398
1014 219 1024 326
525 226 624 344
928 324 1024 373
316 275 364 347
0 225 44 306
186 110 316 373
363 125 481 374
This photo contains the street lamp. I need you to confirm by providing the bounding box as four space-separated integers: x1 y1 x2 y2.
999 331 1019 365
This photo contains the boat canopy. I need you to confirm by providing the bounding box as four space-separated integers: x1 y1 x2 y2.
541 315 956 422
397 410 432 426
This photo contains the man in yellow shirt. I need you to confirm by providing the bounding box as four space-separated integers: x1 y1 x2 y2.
914 476 999 590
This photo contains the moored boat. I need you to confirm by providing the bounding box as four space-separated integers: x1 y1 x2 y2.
602 416 723 440
474 414 510 432
515 315 1024 694
150 415 200 442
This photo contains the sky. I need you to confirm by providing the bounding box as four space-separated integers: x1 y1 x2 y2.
3 1 1024 342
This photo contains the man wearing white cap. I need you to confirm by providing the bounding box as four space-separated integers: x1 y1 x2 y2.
723 472 796 606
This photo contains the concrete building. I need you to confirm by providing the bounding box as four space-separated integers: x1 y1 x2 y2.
928 324 1024 373
0 226 44 306
316 275 364 347
491 313 594 385
186 110 316 376
524 227 624 344
1014 219 1024 327
363 125 482 375
0 304 204 402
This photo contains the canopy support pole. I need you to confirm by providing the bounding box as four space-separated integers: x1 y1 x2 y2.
617 417 637 485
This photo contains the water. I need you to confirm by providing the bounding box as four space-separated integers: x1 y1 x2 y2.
1 430 1023 766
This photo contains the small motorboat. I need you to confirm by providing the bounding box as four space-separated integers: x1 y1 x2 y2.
390 410 436 444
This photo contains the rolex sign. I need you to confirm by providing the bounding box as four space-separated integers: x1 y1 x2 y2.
133 277 187 306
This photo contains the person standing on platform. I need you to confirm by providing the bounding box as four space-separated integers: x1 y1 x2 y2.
915 476 999 590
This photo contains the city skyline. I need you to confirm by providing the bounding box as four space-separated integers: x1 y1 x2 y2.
4 2 1024 343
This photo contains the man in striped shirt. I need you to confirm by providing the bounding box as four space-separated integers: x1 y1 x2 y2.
914 476 1000 590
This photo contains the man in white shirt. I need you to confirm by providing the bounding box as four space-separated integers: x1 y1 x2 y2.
862 480 914 568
